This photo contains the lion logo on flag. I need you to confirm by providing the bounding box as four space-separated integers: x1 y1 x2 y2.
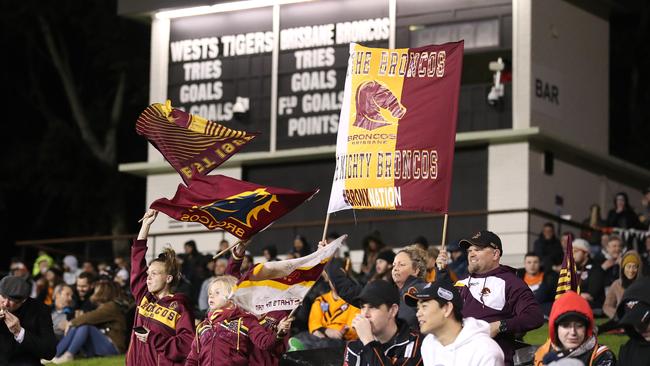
353 80 406 131
199 188 278 228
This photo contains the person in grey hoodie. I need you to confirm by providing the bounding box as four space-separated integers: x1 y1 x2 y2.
405 279 504 365
437 230 544 366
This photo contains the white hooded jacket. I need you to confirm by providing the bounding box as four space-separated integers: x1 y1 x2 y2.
421 317 504 366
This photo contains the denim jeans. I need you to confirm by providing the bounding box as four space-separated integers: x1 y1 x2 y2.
56 325 119 357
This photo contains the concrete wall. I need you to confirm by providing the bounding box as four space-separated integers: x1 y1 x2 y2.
530 0 609 154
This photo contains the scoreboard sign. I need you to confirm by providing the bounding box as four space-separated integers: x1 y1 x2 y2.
168 7 273 151
167 0 389 152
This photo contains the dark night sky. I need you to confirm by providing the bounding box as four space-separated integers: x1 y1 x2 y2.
0 0 648 269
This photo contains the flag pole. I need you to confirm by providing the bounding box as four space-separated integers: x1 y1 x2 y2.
213 241 241 259
321 213 331 242
440 213 449 251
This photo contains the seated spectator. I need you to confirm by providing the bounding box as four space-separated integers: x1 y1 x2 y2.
641 236 650 276
603 250 642 319
360 234 385 275
197 258 228 315
572 239 606 313
515 252 558 315
404 280 504 365
593 235 624 287
640 187 650 229
32 252 54 279
616 277 650 364
113 256 129 288
535 291 616 366
446 241 468 279
37 267 63 306
291 235 313 258
51 284 74 340
81 261 97 277
533 223 563 272
240 252 254 274
425 247 458 283
48 279 127 363
292 272 359 350
582 204 606 247
62 255 81 286
370 249 394 282
412 236 429 251
74 272 97 314
263 245 279 262
606 191 641 230
9 260 37 298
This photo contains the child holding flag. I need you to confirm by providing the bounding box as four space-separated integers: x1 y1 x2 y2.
185 272 293 366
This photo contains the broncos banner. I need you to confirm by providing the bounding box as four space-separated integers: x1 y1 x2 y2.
150 174 318 239
233 236 344 316
136 100 258 183
328 41 463 213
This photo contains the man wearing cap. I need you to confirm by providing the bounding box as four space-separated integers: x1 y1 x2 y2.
437 230 543 366
617 277 650 364
0 275 57 365
405 279 504 365
342 279 422 366
572 238 606 311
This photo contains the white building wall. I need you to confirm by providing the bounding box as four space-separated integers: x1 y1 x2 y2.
487 142 530 267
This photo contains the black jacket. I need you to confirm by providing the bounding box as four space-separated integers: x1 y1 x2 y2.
342 319 422 366
617 277 650 365
0 298 57 366
515 268 559 305
578 259 606 309
326 261 424 329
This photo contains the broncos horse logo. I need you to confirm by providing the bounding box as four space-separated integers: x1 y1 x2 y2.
198 188 278 228
353 80 407 131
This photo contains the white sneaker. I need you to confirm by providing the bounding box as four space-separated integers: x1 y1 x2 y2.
52 352 74 364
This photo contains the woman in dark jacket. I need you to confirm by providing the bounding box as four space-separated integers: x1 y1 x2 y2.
606 192 641 229
48 279 127 363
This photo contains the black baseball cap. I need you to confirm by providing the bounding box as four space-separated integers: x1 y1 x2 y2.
404 280 463 312
0 276 30 300
459 230 503 255
355 280 400 307
618 299 650 328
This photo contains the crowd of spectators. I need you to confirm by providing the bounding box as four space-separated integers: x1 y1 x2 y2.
1 190 650 365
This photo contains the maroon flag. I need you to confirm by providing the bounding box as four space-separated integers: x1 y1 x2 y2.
328 42 464 213
151 174 318 239
555 233 580 298
136 101 258 183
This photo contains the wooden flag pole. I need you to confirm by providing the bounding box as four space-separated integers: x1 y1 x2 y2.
213 241 241 259
321 213 331 242
440 213 449 252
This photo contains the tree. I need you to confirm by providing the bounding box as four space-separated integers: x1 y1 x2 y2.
0 0 150 263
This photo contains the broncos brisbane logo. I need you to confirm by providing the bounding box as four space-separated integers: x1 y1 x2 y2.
198 188 278 228
353 80 407 131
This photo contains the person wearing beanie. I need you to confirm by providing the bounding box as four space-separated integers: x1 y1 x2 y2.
534 291 616 366
370 249 395 282
603 250 642 319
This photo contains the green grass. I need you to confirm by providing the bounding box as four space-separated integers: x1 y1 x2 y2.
57 355 124 365
59 320 630 365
